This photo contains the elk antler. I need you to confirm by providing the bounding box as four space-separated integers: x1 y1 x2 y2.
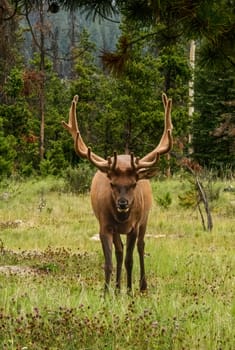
63 94 172 176
134 93 173 170
62 95 116 172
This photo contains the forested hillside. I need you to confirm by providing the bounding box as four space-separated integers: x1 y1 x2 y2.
22 7 120 77
0 0 234 178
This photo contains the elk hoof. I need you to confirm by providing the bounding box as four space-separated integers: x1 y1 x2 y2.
140 279 147 291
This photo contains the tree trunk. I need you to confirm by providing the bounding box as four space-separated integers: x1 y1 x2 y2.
188 40 196 153
39 0 45 161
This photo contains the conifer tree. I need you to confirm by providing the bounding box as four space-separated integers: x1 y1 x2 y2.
193 62 235 170
0 118 16 177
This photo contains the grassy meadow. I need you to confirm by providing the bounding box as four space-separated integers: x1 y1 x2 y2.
0 175 234 349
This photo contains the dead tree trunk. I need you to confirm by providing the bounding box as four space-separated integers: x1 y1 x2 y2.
39 0 45 161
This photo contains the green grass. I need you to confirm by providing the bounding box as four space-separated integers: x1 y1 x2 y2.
0 176 234 349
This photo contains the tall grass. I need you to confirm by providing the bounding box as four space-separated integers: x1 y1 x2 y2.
0 176 234 349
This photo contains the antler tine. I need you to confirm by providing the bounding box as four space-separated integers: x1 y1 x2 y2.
70 95 79 124
137 93 173 167
136 153 160 169
111 151 118 170
65 95 92 159
70 95 79 135
74 132 89 158
62 95 79 140
63 95 116 173
130 153 135 169
130 153 160 170
162 93 173 131
88 149 118 172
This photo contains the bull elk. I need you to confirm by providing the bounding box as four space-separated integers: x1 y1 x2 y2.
62 94 173 293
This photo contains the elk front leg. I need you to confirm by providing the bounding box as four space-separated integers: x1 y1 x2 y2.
113 234 123 291
137 225 147 291
100 233 113 292
125 232 137 292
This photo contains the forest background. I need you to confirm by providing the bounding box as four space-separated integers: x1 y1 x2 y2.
0 0 235 178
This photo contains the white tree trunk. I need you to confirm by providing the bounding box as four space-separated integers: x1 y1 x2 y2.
188 40 196 151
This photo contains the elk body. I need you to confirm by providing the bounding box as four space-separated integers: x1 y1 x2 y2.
62 94 173 293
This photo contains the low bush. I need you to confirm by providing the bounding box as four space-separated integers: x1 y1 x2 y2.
63 164 95 193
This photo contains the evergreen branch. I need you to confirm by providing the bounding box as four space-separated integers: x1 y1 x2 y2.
1 0 19 21
25 9 41 51
92 9 120 23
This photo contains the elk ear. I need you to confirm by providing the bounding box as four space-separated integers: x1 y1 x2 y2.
137 167 158 180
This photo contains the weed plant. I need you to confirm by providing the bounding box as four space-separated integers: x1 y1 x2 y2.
0 176 234 349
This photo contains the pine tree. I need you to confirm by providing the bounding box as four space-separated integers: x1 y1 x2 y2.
193 62 235 170
0 118 16 177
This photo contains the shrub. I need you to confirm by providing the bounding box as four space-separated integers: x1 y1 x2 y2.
156 191 172 209
63 164 94 193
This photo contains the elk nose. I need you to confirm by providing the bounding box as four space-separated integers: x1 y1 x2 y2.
117 198 128 209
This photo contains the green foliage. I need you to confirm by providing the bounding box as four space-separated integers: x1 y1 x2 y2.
3 67 24 98
0 101 31 138
178 178 198 209
156 43 190 141
0 96 39 176
178 169 225 231
0 7 22 90
70 27 189 160
0 118 16 177
156 191 172 209
1 2 234 178
157 45 191 93
77 0 235 68
178 170 223 207
63 164 95 193
0 53 72 176
39 159 56 177
194 1 235 69
193 61 235 169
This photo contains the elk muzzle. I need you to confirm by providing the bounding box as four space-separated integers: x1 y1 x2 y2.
117 197 130 213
